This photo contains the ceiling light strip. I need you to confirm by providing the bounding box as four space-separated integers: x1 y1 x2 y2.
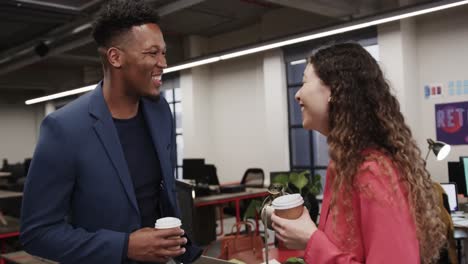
25 85 96 105
163 57 220 73
25 0 468 105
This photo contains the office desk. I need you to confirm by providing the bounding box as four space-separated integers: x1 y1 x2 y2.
195 188 268 224
176 180 268 244
0 192 22 227
0 216 20 264
452 213 468 263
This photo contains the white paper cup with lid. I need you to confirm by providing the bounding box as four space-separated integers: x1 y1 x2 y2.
272 194 304 219
155 217 183 250
155 217 182 229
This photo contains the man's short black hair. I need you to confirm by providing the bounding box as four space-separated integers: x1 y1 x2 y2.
92 0 160 48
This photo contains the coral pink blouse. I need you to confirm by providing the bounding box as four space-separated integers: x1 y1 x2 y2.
304 150 420 263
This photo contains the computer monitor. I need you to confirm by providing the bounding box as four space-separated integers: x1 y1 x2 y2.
182 158 205 183
460 156 468 195
448 161 466 195
270 171 290 183
440 183 458 212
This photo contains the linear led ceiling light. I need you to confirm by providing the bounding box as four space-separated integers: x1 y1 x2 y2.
25 84 96 105
25 0 468 105
163 56 220 73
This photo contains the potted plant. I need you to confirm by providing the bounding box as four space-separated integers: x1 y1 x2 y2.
243 170 322 223
270 170 322 223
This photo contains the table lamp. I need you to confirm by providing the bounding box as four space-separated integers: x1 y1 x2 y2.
425 138 451 161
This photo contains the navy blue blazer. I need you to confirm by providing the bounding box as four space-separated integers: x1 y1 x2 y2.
20 82 201 263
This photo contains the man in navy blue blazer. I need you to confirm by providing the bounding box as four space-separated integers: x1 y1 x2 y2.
20 1 201 263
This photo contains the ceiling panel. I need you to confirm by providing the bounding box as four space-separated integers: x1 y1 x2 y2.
0 0 462 94
159 0 277 37
0 22 55 51
160 8 233 36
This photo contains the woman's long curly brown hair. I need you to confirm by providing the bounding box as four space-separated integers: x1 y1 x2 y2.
310 43 446 263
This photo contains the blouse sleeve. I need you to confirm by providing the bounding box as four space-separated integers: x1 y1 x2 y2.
304 159 419 264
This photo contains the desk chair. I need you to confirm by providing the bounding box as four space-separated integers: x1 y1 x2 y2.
204 164 220 186
435 183 458 263
224 168 265 223
241 168 264 188
0 160 8 173
203 164 233 236
1 163 25 192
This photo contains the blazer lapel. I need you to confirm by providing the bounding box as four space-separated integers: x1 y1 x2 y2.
89 83 140 216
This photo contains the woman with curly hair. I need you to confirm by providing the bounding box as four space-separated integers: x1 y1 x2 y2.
271 43 447 263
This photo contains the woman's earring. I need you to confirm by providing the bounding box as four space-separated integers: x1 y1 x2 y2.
328 97 332 103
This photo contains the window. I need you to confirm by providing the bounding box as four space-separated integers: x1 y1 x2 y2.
285 60 329 188
161 74 183 179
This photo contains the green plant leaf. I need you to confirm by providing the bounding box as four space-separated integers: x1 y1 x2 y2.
313 174 322 192
308 185 319 195
307 174 322 195
286 257 305 264
271 174 289 187
289 171 308 193
243 199 263 220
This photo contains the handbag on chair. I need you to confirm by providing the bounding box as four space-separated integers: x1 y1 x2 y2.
219 221 264 262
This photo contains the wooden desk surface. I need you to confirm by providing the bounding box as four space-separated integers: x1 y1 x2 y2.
451 212 468 230
194 188 268 206
1 251 57 264
0 190 23 199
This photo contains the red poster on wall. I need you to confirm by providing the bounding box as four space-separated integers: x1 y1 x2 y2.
435 101 468 145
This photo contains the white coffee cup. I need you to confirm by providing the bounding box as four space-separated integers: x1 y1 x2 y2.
155 217 183 250
272 194 304 219
155 217 182 229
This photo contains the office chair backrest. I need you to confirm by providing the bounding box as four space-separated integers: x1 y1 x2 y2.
204 164 220 185
1 159 8 171
24 158 32 176
241 168 264 187
9 163 25 179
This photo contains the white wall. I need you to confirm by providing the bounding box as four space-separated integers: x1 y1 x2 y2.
0 104 44 164
182 38 290 184
181 66 213 160
262 50 290 182
378 5 468 182
416 5 468 182
378 19 420 133
209 55 268 183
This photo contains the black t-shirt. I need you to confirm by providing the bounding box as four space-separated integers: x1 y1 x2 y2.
113 105 162 228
